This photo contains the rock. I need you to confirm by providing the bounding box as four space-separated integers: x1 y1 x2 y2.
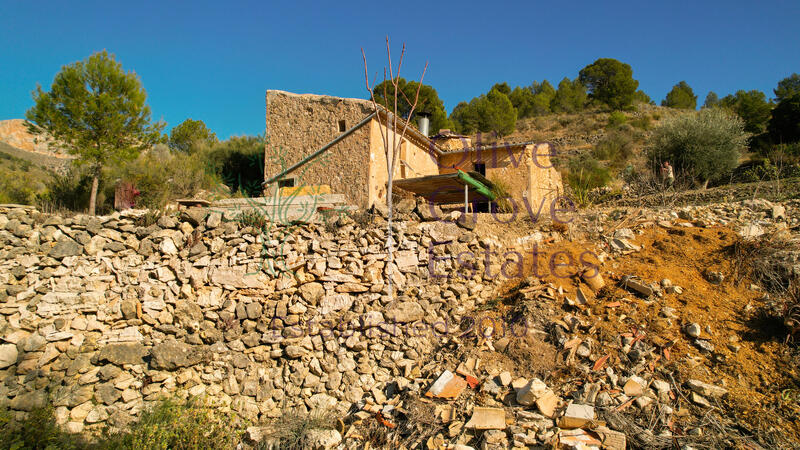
385 301 424 323
0 343 18 368
498 371 512 387
206 212 222 228
623 376 646 397
464 407 506 430
97 343 148 366
621 276 653 297
49 238 82 259
771 205 787 221
120 300 139 319
738 224 765 239
306 429 342 450
416 202 443 221
558 403 595 429
426 370 467 399
516 378 547 406
703 270 724 285
150 341 209 370
9 390 47 411
160 238 178 255
181 207 208 226
455 212 476 230
285 345 307 359
536 390 560 418
298 282 324 305
686 379 728 398
685 323 702 338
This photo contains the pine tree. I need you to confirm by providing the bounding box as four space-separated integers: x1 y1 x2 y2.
26 50 163 215
662 81 698 109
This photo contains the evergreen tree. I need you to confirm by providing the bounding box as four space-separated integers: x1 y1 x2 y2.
768 94 800 143
774 73 800 103
169 119 217 154
662 81 697 109
530 80 556 115
578 58 639 110
478 87 517 136
450 101 479 134
633 90 653 105
703 91 719 108
373 78 454 133
551 77 587 113
509 86 536 118
719 90 773 134
26 50 163 215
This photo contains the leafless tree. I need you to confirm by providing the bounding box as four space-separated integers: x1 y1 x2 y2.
362 37 428 303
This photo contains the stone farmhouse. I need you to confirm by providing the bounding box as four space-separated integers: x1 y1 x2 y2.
263 90 563 211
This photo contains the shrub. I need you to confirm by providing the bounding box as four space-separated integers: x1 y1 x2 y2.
647 108 748 186
488 177 513 213
566 157 611 206
103 397 242 450
592 132 633 168
39 169 98 213
113 145 222 210
606 111 627 128
630 115 652 130
265 409 336 450
0 405 87 450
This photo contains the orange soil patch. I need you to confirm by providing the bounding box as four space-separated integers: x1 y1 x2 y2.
500 224 799 443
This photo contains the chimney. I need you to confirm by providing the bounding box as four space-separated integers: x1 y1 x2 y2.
417 112 431 137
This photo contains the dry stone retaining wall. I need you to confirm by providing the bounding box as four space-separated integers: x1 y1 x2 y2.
0 203 527 434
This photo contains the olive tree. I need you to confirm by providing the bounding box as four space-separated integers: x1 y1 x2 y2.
648 108 748 188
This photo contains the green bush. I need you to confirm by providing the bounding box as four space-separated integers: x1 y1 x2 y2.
113 144 222 210
647 108 748 186
103 397 242 450
606 111 627 128
630 115 652 130
567 157 612 206
39 169 98 213
0 405 87 450
592 132 633 168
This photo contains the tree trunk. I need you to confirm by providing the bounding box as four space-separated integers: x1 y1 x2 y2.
88 172 99 216
701 179 709 190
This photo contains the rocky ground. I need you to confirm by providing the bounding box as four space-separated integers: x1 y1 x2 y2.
0 197 799 449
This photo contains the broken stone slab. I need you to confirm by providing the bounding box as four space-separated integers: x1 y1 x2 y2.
620 276 653 297
686 379 728 398
516 378 548 406
623 375 646 397
464 407 506 430
558 403 595 429
557 428 602 449
595 426 627 450
536 390 560 418
426 370 467 399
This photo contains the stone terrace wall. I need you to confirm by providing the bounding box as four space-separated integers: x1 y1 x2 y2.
0 203 537 434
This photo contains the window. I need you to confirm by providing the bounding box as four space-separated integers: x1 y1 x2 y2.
277 178 295 188
337 120 347 132
474 163 486 176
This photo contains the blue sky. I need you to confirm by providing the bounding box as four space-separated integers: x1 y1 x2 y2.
1 0 798 139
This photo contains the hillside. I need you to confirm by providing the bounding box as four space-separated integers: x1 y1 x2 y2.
0 119 74 172
0 142 53 204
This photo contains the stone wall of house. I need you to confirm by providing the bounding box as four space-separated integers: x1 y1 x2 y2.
264 90 374 208
0 203 522 434
438 143 564 208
